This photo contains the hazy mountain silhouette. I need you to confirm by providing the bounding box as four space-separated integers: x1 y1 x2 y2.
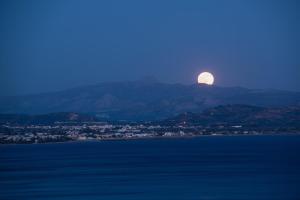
0 80 299 120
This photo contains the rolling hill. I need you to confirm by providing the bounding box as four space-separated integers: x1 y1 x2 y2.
162 104 300 129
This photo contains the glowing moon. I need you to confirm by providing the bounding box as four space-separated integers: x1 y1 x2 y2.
197 72 214 85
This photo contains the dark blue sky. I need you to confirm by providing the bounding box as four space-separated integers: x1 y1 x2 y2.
1 0 299 95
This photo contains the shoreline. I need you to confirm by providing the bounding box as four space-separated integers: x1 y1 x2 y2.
1 132 300 146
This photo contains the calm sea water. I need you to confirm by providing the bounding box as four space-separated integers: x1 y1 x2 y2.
1 135 300 200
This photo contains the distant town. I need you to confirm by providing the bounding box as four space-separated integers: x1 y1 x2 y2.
0 104 299 144
0 121 298 144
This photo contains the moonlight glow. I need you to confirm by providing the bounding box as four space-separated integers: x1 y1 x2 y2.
197 72 214 85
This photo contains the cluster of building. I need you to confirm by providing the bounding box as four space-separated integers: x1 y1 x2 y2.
0 122 274 144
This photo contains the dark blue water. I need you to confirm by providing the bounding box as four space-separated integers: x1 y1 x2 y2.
1 135 300 200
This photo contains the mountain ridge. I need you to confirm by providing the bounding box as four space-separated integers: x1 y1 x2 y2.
0 80 299 120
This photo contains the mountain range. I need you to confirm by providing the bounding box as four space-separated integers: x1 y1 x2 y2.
1 80 299 121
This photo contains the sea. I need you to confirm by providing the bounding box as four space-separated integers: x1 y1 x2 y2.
0 135 300 200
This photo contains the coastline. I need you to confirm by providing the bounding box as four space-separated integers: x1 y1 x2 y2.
1 132 300 146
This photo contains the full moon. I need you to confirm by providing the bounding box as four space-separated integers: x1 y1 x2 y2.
197 72 214 85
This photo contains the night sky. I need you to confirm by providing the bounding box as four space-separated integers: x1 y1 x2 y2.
1 0 299 95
